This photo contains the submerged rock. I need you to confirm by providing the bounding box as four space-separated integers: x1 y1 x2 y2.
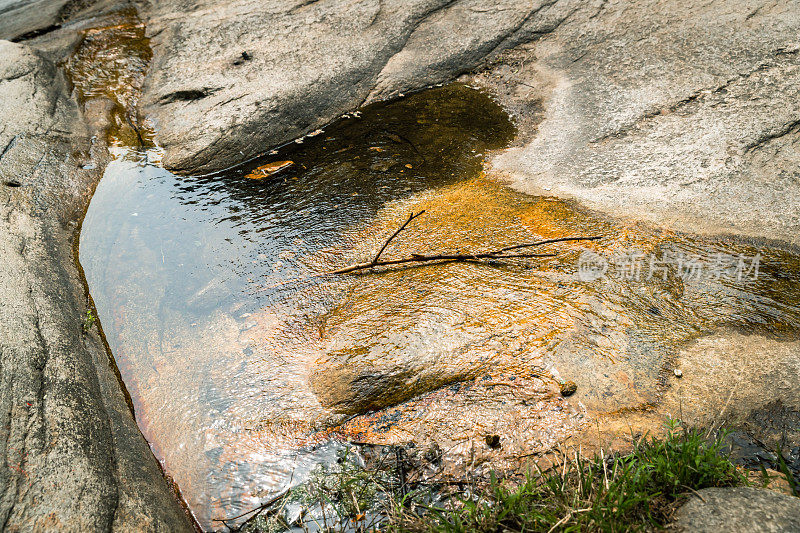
560 381 577 397
485 434 501 449
6 0 800 529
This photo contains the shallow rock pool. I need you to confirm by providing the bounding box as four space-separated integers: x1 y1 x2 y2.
80 84 800 530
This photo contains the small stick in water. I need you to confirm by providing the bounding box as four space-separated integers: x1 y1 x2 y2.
329 211 602 274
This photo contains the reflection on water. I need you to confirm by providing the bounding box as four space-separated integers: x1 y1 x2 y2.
81 84 800 530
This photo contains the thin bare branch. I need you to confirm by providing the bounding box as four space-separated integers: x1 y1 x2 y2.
330 251 557 274
211 487 290 528
495 235 603 254
373 210 426 264
329 211 602 275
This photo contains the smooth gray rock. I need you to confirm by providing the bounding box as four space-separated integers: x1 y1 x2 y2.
140 0 580 174
484 0 800 245
0 40 192 532
672 487 800 532
0 0 70 40
3 0 799 529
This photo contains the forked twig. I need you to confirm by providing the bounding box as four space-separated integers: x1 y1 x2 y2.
330 211 602 274
373 210 426 264
330 251 557 274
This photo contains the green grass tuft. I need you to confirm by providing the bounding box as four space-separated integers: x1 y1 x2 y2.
391 420 747 533
775 444 800 497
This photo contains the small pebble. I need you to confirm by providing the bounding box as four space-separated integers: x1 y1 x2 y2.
560 380 578 397
674 368 683 378
485 434 501 449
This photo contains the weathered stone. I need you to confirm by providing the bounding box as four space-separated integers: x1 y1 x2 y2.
0 0 70 41
140 0 581 174
5 0 800 529
672 487 800 532
481 0 800 245
0 40 192 532
560 380 577 397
